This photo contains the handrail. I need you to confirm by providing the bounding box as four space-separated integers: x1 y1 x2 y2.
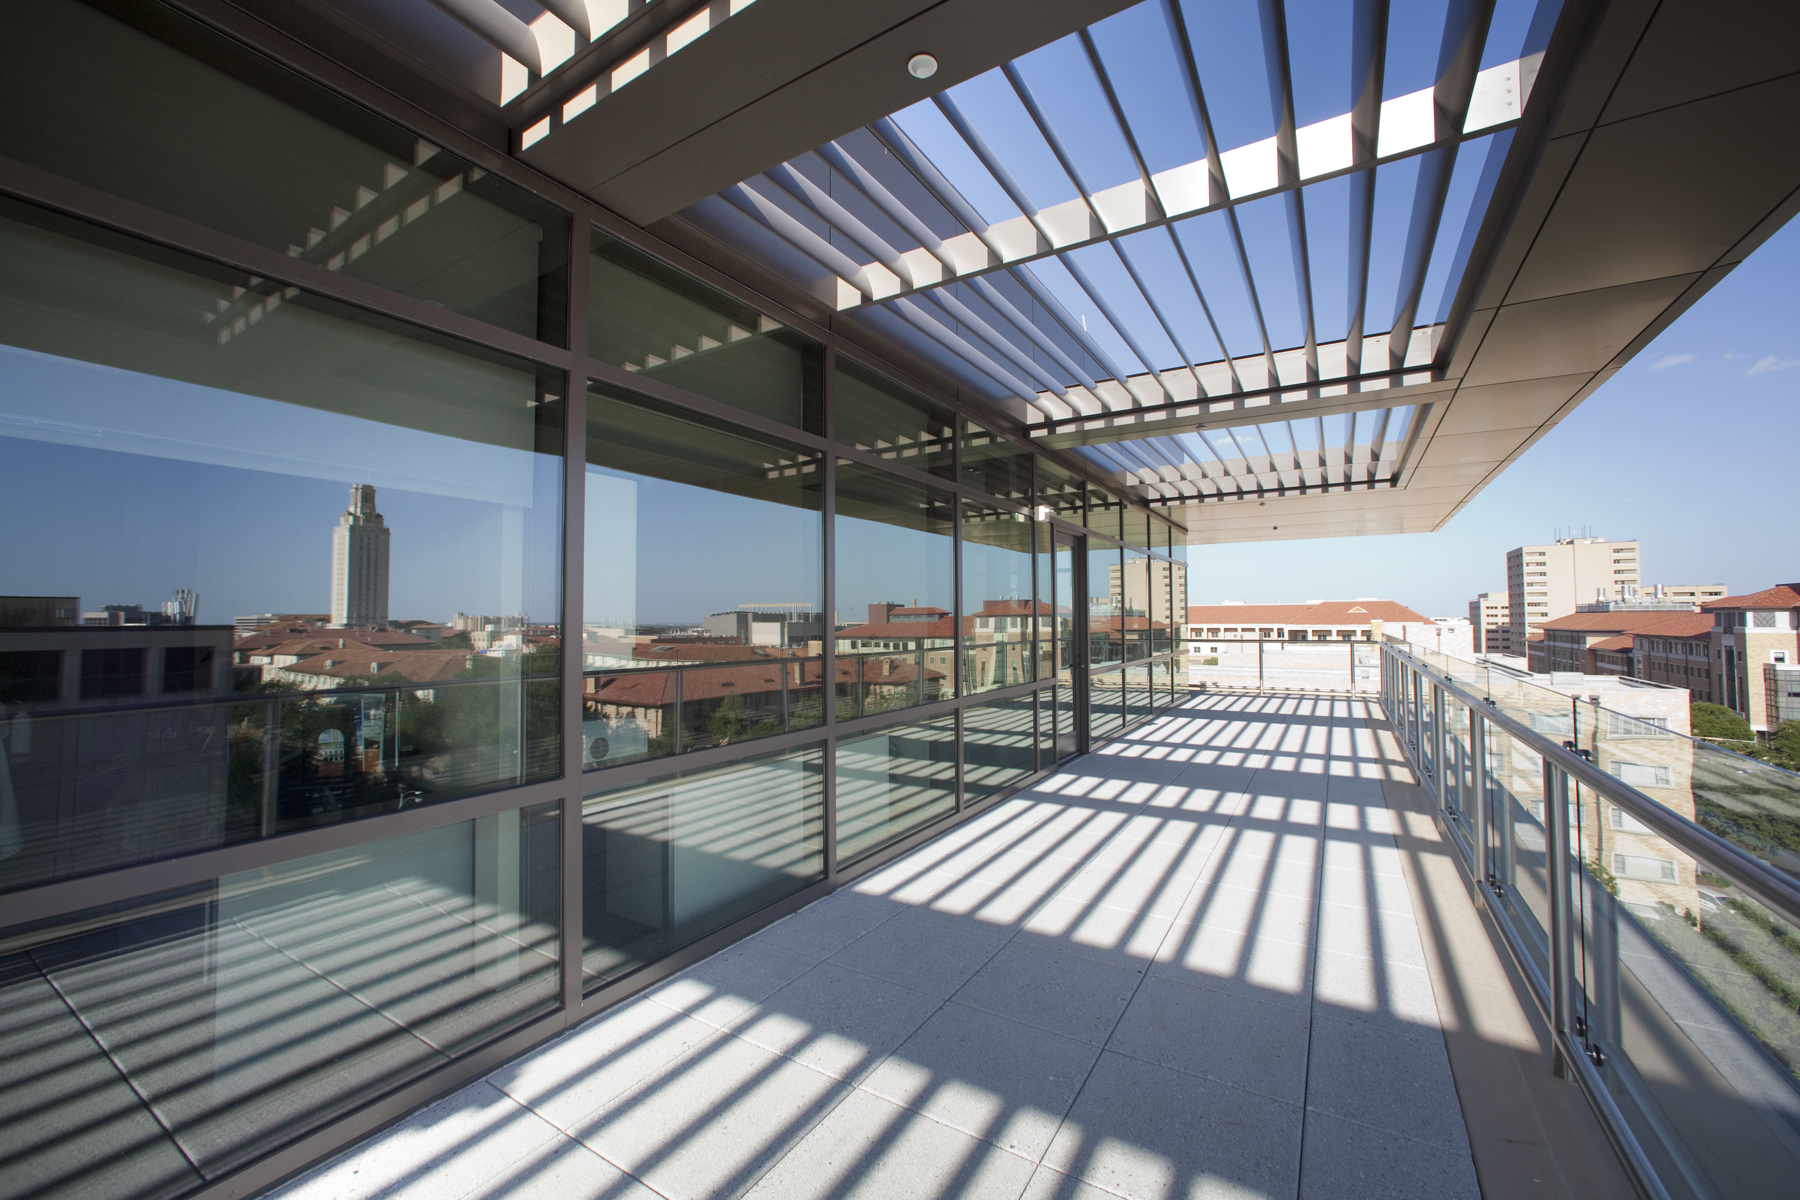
1382 641 1800 931
3 669 562 721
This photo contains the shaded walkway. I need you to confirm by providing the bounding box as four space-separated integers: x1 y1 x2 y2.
275 694 1482 1199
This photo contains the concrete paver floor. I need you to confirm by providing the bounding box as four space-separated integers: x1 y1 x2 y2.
274 694 1485 1200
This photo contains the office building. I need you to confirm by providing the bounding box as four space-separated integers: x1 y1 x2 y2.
1506 537 1639 646
1706 584 1800 731
1536 610 1715 677
330 484 391 628
0 3 1796 1199
1469 591 1511 655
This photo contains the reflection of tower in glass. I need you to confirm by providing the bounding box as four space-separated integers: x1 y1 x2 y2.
331 484 390 628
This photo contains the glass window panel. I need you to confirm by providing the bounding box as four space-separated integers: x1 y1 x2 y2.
0 0 570 343
1038 457 1085 524
1090 668 1124 740
962 420 1032 502
582 383 823 769
962 500 1035 695
1087 488 1124 540
1127 663 1154 725
964 696 1036 807
0 198 563 894
589 232 823 434
837 358 955 479
581 744 824 987
0 802 560 1185
1122 550 1154 662
836 715 957 865
1121 508 1151 551
834 463 954 717
1149 555 1177 657
1090 543 1124 667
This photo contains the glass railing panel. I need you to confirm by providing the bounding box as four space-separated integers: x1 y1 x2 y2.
1577 859 1800 1200
1444 695 1469 827
1413 644 1800 892
1487 716 1553 977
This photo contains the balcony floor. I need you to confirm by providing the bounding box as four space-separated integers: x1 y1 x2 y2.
271 693 1599 1200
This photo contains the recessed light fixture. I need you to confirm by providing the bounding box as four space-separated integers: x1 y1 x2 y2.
907 53 938 79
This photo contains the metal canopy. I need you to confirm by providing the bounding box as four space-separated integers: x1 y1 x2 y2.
672 0 1800 543
682 0 1542 507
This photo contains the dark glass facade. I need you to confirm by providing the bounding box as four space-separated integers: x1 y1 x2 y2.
0 3 1188 1196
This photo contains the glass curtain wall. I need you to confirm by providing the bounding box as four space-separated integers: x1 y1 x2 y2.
0 1 1189 1194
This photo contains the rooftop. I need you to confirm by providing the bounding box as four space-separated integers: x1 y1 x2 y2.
1187 600 1427 625
267 692 1629 1200
1704 584 1800 611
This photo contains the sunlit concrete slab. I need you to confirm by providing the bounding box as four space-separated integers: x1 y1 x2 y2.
271 694 1477 1200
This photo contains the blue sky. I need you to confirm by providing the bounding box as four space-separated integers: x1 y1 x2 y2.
1183 215 1800 616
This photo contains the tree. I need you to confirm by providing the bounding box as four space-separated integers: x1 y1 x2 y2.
1769 720 1800 772
1692 701 1754 742
706 693 746 744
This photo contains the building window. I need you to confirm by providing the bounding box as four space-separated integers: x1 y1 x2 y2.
1606 713 1670 737
1613 852 1678 882
1609 760 1673 788
1529 711 1574 735
1754 611 1777 628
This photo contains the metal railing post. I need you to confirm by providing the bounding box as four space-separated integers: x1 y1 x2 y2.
260 695 281 837
1545 760 1577 1080
1409 669 1421 759
1471 709 1488 879
672 667 684 755
1432 682 1448 812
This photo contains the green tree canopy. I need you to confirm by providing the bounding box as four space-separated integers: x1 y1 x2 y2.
1693 701 1754 742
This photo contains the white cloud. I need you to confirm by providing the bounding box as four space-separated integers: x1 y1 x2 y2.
1651 352 1694 369
1747 355 1800 376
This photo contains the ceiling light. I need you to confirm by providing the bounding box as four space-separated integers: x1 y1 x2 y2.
907 53 937 79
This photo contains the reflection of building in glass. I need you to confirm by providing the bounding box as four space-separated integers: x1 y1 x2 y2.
1481 665 1699 918
701 605 826 648
331 484 390 628
0 596 80 627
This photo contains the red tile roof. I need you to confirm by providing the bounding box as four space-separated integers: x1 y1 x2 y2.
1704 584 1800 610
1590 635 1636 651
277 648 473 683
1538 612 1713 636
1186 600 1427 625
